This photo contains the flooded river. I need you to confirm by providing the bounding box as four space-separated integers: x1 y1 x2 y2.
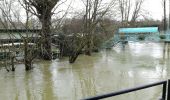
0 42 170 100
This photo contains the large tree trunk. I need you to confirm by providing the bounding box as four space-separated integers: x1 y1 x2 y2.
69 53 79 63
24 40 32 71
85 31 94 56
39 14 52 60
25 60 32 71
11 56 15 71
85 30 92 56
69 43 86 63
85 40 91 56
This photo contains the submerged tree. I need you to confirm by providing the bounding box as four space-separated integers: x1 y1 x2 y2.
21 0 60 60
83 0 116 56
0 0 39 71
65 0 116 63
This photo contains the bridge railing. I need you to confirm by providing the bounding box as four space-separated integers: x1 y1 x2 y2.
83 80 170 100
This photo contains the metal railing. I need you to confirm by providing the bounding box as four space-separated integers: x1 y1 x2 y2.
83 80 170 100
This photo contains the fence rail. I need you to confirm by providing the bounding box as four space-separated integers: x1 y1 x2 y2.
83 80 170 100
0 29 41 33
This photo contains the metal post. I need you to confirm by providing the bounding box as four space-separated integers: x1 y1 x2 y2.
167 79 170 100
162 82 167 100
164 0 167 32
169 0 170 29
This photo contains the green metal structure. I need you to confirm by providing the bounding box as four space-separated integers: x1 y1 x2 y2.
103 27 170 49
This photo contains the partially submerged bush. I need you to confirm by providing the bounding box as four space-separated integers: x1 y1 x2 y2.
159 35 166 39
138 34 145 40
120 35 126 40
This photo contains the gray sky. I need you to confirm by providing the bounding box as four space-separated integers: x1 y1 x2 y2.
143 0 163 20
61 0 164 20
0 0 165 21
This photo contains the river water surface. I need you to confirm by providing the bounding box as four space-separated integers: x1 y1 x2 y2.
0 42 170 100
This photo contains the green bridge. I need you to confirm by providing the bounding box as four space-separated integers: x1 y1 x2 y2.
103 27 170 49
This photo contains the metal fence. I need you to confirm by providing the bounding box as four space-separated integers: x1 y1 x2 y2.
83 80 170 100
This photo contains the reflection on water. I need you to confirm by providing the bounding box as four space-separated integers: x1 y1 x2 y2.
1 42 170 100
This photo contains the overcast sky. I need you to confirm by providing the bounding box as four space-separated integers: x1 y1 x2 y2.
0 0 165 21
143 0 164 20
66 0 165 20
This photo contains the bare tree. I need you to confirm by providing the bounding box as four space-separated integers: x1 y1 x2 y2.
130 0 144 25
82 0 116 55
19 0 61 60
23 2 38 70
0 0 38 71
118 0 145 27
63 0 116 63
0 0 18 71
118 0 131 26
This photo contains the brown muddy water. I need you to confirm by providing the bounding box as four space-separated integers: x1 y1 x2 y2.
0 42 170 100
